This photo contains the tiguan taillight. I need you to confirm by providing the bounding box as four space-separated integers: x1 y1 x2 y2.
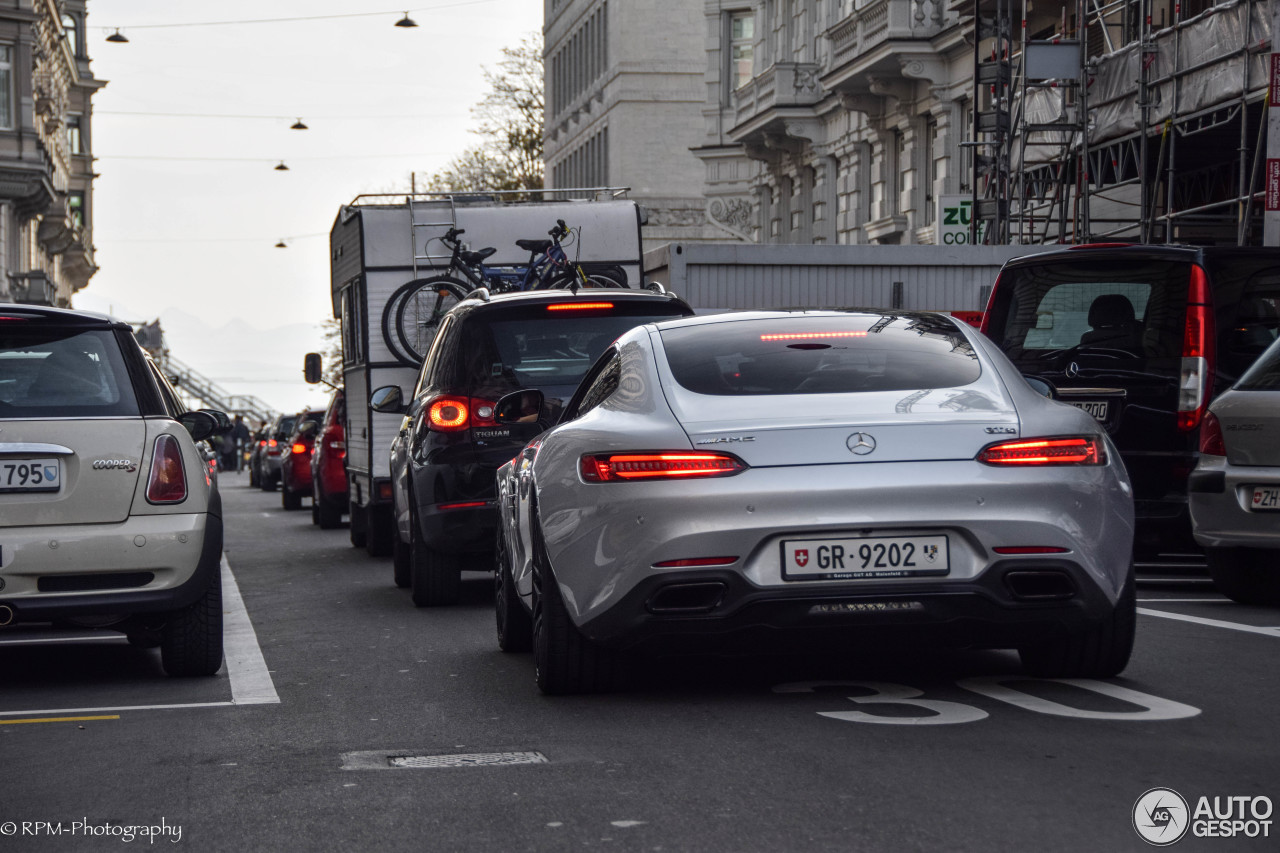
147 434 188 503
977 437 1105 466
1178 264 1215 432
426 396 497 433
1198 411 1226 456
579 452 747 482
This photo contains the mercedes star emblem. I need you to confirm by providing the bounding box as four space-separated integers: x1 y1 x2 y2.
1066 361 1081 378
846 432 876 455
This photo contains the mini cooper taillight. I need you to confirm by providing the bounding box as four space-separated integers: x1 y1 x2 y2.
147 434 188 503
977 437 1105 466
579 451 747 482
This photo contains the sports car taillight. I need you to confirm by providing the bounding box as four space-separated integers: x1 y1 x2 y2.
1198 411 1226 456
147 434 188 504
977 437 1105 466
579 452 747 482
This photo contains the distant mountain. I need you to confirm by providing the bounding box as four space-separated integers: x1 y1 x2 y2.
71 294 334 416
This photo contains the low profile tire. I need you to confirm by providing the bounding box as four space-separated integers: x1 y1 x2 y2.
1018 573 1136 678
160 566 224 677
392 532 411 589
1207 547 1280 605
282 485 303 511
495 530 532 652
532 511 615 694
409 509 460 606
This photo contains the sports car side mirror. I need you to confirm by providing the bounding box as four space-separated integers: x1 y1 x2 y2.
495 390 545 425
1024 376 1056 399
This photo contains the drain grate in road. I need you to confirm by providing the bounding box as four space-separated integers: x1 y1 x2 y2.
341 749 548 770
390 751 548 769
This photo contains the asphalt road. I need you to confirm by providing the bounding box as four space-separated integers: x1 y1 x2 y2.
2 473 1277 852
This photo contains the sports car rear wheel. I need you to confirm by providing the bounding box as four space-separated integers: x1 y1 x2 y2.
409 507 460 606
495 530 532 652
1018 573 1135 678
1206 547 1280 605
531 512 615 694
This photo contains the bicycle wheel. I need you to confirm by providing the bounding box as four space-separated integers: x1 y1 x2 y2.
392 277 471 363
381 282 422 366
547 269 628 290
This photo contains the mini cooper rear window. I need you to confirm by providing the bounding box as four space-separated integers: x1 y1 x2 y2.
660 314 981 395
0 328 139 418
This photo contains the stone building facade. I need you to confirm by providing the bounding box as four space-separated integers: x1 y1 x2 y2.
543 0 722 250
0 0 102 307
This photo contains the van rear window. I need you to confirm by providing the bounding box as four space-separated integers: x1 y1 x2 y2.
989 260 1190 361
660 314 981 395
0 328 139 418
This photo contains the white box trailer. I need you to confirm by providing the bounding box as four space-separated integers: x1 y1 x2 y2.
326 191 645 555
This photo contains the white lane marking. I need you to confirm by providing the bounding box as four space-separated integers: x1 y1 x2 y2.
0 556 278 716
2 702 233 717
1138 607 1280 638
1136 598 1228 603
0 635 127 645
222 555 280 705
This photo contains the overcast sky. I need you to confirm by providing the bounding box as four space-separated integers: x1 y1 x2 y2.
73 0 542 413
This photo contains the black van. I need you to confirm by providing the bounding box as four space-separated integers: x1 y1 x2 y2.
981 245 1280 560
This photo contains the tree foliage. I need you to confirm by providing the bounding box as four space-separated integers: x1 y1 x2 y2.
425 33 544 193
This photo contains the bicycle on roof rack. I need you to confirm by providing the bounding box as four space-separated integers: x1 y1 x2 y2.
382 219 629 364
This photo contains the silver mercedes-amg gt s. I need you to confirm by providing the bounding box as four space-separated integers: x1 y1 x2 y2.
493 310 1136 694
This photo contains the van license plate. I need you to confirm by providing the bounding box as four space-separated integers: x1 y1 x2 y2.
0 458 60 492
1069 401 1109 420
1252 487 1280 511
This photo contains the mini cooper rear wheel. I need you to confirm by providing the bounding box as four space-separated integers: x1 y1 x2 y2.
495 529 532 652
1018 573 1135 678
409 508 460 606
160 567 224 677
1206 547 1280 605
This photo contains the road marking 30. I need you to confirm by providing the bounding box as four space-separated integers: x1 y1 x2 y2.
774 679 1201 725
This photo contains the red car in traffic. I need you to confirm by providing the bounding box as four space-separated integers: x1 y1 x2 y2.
311 390 348 529
280 408 324 511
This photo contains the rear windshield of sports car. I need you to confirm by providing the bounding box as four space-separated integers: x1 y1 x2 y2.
986 259 1190 363
453 301 690 392
660 314 981 395
0 327 140 418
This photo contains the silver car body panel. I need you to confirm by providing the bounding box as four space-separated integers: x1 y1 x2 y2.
503 312 1134 638
1190 387 1280 550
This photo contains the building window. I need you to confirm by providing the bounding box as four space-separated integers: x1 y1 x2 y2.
924 117 938 225
729 11 755 91
550 2 607 118
68 192 85 229
0 46 12 130
62 14 82 59
67 115 83 155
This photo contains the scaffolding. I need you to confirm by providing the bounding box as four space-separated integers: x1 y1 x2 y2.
970 0 1270 245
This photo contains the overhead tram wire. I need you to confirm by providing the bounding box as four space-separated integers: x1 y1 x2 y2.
98 1 501 33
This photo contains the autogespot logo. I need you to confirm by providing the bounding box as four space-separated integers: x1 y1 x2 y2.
1134 788 1190 846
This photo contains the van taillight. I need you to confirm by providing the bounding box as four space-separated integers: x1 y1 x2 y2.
1178 264 1215 432
147 434 188 504
426 396 497 433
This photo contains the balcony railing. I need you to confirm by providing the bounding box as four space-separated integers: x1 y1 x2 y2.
732 62 824 129
825 0 951 68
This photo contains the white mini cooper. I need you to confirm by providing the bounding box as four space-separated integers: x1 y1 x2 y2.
0 305 225 676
